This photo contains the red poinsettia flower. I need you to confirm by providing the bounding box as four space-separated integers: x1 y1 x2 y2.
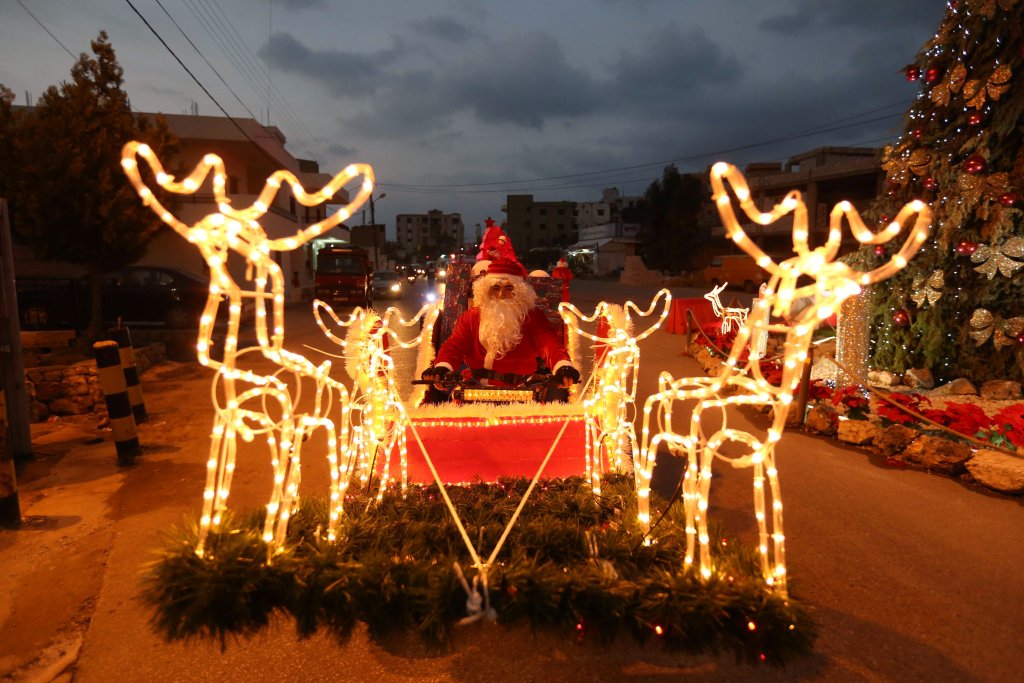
808 380 833 402
992 404 1024 448
923 402 993 437
875 392 929 426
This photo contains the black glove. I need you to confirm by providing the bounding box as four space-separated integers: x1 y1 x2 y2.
554 365 580 385
422 365 451 382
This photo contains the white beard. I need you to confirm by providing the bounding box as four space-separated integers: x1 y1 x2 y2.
478 296 530 361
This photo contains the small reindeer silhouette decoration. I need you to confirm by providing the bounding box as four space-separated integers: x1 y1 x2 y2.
121 141 374 554
559 291 671 495
638 162 930 596
704 282 749 335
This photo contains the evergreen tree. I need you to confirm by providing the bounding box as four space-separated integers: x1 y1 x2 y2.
869 1 1023 383
634 165 707 273
3 32 177 337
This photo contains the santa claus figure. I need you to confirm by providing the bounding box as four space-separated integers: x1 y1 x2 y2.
551 256 573 300
475 217 518 263
422 257 580 402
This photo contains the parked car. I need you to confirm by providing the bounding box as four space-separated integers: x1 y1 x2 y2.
16 265 216 330
372 270 403 299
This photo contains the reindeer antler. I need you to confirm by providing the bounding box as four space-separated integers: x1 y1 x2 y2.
121 140 375 251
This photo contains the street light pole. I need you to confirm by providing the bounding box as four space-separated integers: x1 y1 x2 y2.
369 192 386 268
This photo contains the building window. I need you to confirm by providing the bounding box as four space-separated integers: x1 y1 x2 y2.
289 197 296 215
557 208 565 216
539 208 547 216
558 223 565 230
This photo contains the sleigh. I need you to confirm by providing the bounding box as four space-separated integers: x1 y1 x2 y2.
312 254 670 491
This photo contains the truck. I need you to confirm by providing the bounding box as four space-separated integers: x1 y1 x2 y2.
314 245 374 308
702 254 768 293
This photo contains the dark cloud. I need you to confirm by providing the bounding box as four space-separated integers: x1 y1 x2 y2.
413 16 473 42
326 142 358 157
609 25 742 106
342 70 455 138
259 32 394 97
445 32 600 128
277 0 327 9
761 0 944 34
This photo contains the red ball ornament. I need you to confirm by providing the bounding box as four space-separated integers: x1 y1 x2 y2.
1017 333 1024 345
879 214 890 224
905 66 921 82
967 112 983 126
999 192 1016 207
874 245 886 257
910 128 924 139
964 153 987 174
923 177 937 191
955 240 979 256
892 310 910 327
925 67 942 83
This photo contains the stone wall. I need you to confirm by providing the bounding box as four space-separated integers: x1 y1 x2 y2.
24 343 166 421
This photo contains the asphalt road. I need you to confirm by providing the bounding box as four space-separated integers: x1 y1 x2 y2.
5 278 1023 682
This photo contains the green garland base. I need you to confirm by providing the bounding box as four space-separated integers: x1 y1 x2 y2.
143 476 814 665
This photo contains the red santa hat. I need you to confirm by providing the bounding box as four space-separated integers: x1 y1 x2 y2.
486 256 529 279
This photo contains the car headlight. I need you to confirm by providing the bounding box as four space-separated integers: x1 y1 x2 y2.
438 269 447 277
390 283 400 292
425 292 437 302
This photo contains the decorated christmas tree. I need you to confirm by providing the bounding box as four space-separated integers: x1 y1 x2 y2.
870 0 1023 383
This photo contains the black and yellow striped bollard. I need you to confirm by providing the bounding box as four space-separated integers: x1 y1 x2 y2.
108 326 147 423
93 340 141 465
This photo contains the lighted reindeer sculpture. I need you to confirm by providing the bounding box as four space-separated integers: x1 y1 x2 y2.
638 162 930 596
704 282 749 335
121 142 374 553
559 291 671 495
312 300 439 501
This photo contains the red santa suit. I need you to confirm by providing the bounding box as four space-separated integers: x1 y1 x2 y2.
551 258 573 300
433 307 572 385
476 217 518 263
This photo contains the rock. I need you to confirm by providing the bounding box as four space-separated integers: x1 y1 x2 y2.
868 370 901 387
875 424 919 456
30 400 50 421
903 368 935 390
932 378 977 396
48 396 96 415
901 435 972 474
979 380 1022 401
965 449 1024 494
805 404 838 435
33 381 64 402
838 420 878 445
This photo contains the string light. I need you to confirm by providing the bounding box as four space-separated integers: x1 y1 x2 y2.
121 141 373 554
638 163 932 597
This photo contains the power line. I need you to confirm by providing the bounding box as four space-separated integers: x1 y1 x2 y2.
153 0 259 121
186 0 328 159
14 0 76 59
123 0 285 168
379 111 905 193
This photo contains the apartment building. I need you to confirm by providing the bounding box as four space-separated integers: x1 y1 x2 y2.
142 114 351 302
504 195 578 250
710 146 884 256
395 210 465 254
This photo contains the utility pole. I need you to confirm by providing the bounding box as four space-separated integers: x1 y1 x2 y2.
0 199 31 527
369 193 386 269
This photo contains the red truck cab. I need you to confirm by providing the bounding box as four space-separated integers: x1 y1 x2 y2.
315 246 373 307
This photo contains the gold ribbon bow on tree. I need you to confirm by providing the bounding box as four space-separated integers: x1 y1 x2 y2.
910 269 944 308
963 64 1012 109
957 171 1010 205
971 237 1024 279
969 308 1024 349
931 63 967 107
969 0 1020 20
882 143 931 184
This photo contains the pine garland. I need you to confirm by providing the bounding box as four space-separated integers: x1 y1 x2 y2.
143 476 814 664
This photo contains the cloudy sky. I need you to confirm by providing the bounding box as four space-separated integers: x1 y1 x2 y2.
1 0 944 238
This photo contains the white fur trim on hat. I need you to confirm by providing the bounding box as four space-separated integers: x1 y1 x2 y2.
471 260 491 277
